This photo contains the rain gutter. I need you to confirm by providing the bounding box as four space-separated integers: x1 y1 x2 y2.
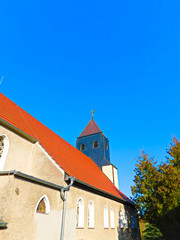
73 178 135 206
0 170 75 239
0 170 64 190
0 118 37 143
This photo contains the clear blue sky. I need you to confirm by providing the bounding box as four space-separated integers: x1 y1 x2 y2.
0 0 180 197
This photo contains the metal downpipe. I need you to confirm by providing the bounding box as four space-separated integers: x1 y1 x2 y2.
60 176 75 240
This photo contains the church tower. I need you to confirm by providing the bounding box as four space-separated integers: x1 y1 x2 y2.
76 113 119 188
76 118 110 169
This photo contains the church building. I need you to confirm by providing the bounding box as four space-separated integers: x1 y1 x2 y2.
0 93 140 240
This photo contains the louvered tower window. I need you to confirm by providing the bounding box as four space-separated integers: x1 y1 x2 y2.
93 141 98 148
80 144 85 151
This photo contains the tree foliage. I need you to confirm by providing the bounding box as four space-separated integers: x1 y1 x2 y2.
143 223 163 240
131 138 180 239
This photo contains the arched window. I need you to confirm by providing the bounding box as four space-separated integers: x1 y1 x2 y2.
120 210 124 228
105 142 108 150
0 134 9 171
131 214 138 229
76 198 84 228
104 205 109 228
93 141 98 148
88 201 94 228
35 195 50 214
124 211 128 228
110 207 115 228
80 144 85 151
131 215 135 229
134 215 138 229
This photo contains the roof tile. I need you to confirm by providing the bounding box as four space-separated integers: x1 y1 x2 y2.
0 93 133 204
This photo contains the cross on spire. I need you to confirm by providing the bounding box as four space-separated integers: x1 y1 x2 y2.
90 110 95 119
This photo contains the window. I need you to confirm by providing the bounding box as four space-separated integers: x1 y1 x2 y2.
120 210 124 228
0 134 9 171
104 205 109 228
35 195 50 214
80 144 85 151
105 142 108 150
124 211 128 228
110 207 115 228
37 198 46 213
76 198 84 228
131 214 138 229
131 215 135 229
93 141 98 148
0 136 5 158
134 215 138 229
88 201 94 228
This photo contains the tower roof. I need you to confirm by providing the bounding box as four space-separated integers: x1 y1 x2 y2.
79 119 103 138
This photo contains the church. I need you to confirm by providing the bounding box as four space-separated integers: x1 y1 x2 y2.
0 93 140 240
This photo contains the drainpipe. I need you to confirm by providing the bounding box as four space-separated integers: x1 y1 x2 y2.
60 176 75 240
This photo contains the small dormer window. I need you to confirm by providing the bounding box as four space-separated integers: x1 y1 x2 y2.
105 142 108 150
81 144 85 151
93 141 98 148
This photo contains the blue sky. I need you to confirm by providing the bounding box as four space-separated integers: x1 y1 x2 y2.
0 0 180 197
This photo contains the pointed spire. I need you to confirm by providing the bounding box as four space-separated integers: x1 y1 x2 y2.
79 118 103 138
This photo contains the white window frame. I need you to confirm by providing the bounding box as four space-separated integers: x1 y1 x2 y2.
88 201 94 228
120 210 124 228
110 207 115 228
124 211 128 228
35 194 50 214
0 134 9 171
104 205 109 228
76 198 84 228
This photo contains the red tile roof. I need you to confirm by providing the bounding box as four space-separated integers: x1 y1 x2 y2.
79 119 103 137
0 93 133 204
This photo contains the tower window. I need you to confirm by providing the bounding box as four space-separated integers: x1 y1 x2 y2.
80 144 85 151
105 142 108 150
93 141 98 148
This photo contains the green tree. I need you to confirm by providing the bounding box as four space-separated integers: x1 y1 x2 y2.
143 223 163 240
131 138 180 240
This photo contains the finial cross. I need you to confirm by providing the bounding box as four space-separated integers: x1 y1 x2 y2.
90 110 95 119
